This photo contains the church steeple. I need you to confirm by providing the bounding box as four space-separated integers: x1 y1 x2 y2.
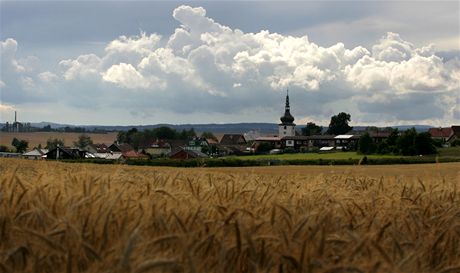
280 89 295 125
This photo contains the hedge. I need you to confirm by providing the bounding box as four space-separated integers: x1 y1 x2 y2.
57 155 460 167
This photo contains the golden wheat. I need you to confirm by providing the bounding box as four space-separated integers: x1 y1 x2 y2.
0 158 459 273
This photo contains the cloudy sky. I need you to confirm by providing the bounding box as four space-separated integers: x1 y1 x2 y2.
1 1 459 126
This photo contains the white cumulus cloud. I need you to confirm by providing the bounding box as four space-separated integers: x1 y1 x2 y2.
102 63 163 89
1 5 459 125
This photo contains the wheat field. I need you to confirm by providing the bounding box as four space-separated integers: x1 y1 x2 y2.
1 159 459 273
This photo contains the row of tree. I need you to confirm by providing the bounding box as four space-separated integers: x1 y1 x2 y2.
358 128 436 155
301 112 353 136
116 127 216 149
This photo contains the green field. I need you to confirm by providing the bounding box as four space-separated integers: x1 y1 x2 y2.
437 146 460 157
230 151 403 161
231 147 460 161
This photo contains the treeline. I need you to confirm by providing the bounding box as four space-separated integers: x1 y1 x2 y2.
116 127 198 149
40 125 108 133
1 124 110 133
358 128 436 156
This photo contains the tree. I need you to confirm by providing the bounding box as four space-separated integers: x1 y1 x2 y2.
376 141 390 154
414 132 436 155
74 134 93 149
255 142 274 154
155 126 177 139
117 128 140 144
178 128 196 139
42 125 53 132
358 133 376 154
201 131 217 141
46 138 65 150
11 138 28 153
397 128 417 156
327 112 353 135
301 122 322 136
366 126 379 133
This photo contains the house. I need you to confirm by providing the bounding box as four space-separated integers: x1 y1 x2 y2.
334 135 360 150
368 131 391 143
108 143 134 153
169 148 209 159
185 137 210 153
122 150 149 160
83 143 110 154
22 148 48 160
447 126 460 144
428 127 453 142
220 134 247 146
304 135 336 149
254 136 283 149
140 139 172 156
280 135 339 151
281 136 309 150
167 139 189 151
46 147 86 160
92 152 124 161
218 134 248 155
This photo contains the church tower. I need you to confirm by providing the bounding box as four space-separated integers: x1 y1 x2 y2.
279 90 296 137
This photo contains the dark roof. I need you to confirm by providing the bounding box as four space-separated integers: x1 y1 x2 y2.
168 148 209 159
447 126 460 142
428 127 453 138
305 135 336 140
281 136 311 140
46 147 84 159
109 143 134 153
220 134 246 145
167 139 188 150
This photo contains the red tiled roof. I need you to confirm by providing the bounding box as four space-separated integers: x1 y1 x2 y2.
122 150 148 159
428 127 453 138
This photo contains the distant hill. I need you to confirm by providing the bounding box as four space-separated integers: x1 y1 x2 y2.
28 122 433 134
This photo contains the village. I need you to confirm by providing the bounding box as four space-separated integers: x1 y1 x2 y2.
1 92 460 162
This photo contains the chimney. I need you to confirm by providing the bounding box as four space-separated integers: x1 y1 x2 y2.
14 111 19 132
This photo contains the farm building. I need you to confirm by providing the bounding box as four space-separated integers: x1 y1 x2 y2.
108 143 134 153
185 137 210 153
219 134 248 155
428 127 453 142
83 143 110 154
139 139 172 156
22 148 48 160
447 126 460 144
46 147 86 160
220 134 247 146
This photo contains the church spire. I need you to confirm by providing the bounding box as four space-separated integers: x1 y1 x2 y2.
285 89 290 111
280 89 294 124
